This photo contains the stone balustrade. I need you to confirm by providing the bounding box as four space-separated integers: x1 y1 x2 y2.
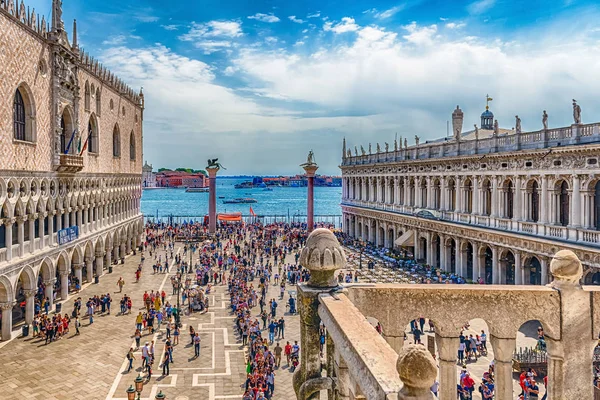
295 228 599 400
342 123 600 166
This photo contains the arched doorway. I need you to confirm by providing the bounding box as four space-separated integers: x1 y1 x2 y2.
449 239 456 274
60 108 74 154
387 228 394 249
500 250 515 285
530 180 539 222
524 256 542 285
483 247 493 284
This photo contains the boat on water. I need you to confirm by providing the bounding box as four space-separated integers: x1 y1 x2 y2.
185 187 209 193
234 181 253 189
263 187 273 191
223 198 257 204
218 196 225 199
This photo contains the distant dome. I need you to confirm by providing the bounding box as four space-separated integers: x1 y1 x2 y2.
481 109 494 118
480 107 494 130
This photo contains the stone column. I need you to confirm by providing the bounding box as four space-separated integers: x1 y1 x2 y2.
571 174 581 227
206 166 220 234
73 263 83 286
60 270 69 300
540 256 548 285
456 241 464 277
104 251 111 272
17 216 25 257
540 175 548 224
492 246 499 284
39 213 46 249
404 178 410 207
303 162 319 233
472 176 480 215
491 176 499 218
514 176 522 221
293 228 345 400
24 289 36 325
514 252 522 285
455 177 463 214
472 242 480 282
94 254 103 279
435 335 460 400
490 336 517 400
28 215 35 253
5 218 14 260
48 211 55 246
426 176 433 209
77 208 82 232
0 302 15 341
44 279 55 308
439 235 446 271
440 177 447 211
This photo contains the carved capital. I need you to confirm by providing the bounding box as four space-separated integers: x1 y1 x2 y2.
59 270 70 277
23 289 37 298
72 263 84 270
30 213 38 221
16 215 27 224
43 278 57 286
0 302 16 311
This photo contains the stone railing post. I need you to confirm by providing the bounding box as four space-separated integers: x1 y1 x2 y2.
294 228 346 400
489 335 516 400
397 344 437 400
435 335 460 400
545 250 594 399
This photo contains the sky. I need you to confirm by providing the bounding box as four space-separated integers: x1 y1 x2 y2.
26 0 600 175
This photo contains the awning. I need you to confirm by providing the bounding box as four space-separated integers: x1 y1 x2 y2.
394 230 414 247
218 213 242 222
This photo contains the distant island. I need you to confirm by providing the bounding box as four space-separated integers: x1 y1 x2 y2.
142 162 340 189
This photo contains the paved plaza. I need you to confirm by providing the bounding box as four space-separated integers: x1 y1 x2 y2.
0 244 302 400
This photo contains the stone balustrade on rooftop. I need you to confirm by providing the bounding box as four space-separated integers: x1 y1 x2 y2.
294 228 600 400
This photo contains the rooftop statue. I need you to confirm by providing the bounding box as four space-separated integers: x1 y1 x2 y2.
360 146 366 156
515 115 522 134
368 143 372 154
573 99 581 124
306 150 316 165
404 138 408 148
493 119 499 135
414 135 420 146
394 139 398 151
354 146 358 156
385 142 389 152
474 124 479 140
376 143 381 153
543 110 548 130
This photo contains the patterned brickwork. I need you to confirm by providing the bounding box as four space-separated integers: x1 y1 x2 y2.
0 7 143 176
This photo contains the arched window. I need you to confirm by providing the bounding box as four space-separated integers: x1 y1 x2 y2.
87 116 98 153
95 88 101 116
448 179 456 211
482 180 492 216
112 124 121 157
531 181 539 222
129 131 136 160
559 181 569 226
84 81 90 111
13 86 35 142
13 89 26 140
60 108 74 154
60 117 67 153
464 179 473 213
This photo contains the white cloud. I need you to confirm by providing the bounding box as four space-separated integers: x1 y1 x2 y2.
265 36 278 44
179 20 243 52
134 15 159 23
294 40 305 46
161 24 179 31
302 29 309 33
375 5 403 19
288 15 305 24
446 22 466 29
102 35 127 46
439 17 448 21
223 66 239 76
247 13 280 23
307 12 321 18
402 21 438 46
467 0 496 15
323 17 360 34
130 35 143 40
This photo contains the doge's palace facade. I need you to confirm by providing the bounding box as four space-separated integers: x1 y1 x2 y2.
0 0 144 339
341 104 600 286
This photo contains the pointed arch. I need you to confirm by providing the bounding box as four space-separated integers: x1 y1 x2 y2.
13 82 37 142
129 130 136 161
84 80 90 110
87 113 99 153
112 123 121 157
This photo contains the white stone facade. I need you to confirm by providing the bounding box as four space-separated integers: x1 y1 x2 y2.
341 113 600 285
0 1 144 340
142 161 157 188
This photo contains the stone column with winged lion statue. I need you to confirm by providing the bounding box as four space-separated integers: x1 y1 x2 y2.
206 158 225 234
301 151 318 233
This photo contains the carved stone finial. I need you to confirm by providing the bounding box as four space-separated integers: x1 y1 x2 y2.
550 250 583 286
397 344 437 400
299 228 346 288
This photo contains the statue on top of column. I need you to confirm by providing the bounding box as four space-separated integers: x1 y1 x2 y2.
573 99 581 124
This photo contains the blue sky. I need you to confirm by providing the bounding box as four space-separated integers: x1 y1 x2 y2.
27 0 600 174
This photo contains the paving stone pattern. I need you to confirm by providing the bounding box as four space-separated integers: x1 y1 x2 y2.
0 243 302 400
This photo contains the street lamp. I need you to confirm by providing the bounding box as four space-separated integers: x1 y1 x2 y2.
125 374 144 400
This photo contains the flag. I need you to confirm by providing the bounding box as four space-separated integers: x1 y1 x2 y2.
249 207 256 216
486 96 493 102
79 128 92 155
64 129 77 154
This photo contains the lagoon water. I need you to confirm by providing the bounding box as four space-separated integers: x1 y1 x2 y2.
141 177 342 219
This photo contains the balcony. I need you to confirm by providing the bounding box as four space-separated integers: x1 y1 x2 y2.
296 229 597 400
55 154 84 173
